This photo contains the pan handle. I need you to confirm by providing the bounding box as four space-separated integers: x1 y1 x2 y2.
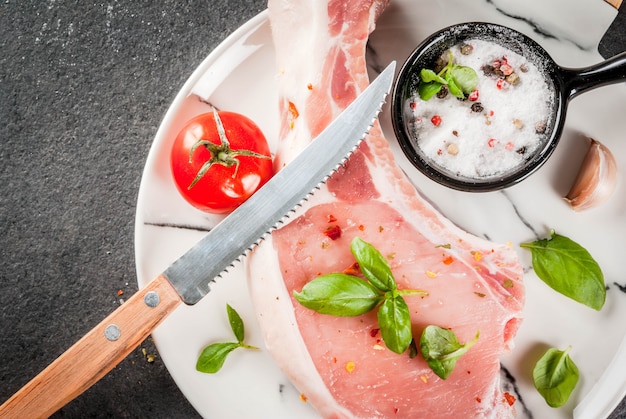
559 51 626 101
0 274 182 418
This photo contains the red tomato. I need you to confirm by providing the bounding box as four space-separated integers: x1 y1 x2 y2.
170 109 273 213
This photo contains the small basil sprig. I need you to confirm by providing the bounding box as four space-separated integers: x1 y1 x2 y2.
533 346 579 407
418 51 478 101
196 304 258 374
419 325 479 380
520 230 605 310
294 237 427 354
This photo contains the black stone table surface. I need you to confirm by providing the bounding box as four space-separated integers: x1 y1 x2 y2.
1 1 625 418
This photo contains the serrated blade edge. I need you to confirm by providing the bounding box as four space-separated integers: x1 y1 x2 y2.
163 61 396 304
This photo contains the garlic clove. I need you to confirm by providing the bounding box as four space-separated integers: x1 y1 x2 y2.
564 137 618 211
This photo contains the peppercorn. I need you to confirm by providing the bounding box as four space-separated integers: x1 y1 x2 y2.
436 85 449 99
535 120 547 134
447 143 459 155
471 102 484 113
506 72 520 85
460 43 474 55
481 65 495 77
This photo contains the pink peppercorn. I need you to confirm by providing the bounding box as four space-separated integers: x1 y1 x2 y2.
500 63 513 76
431 115 442 126
468 89 479 101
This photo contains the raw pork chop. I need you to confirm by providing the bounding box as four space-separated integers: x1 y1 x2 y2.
247 1 525 417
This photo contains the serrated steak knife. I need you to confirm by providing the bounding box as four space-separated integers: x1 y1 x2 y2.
0 61 395 418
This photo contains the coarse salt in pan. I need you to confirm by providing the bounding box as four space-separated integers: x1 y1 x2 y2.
408 39 553 179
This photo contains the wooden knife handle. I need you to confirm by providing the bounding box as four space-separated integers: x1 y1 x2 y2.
605 0 622 10
0 273 182 418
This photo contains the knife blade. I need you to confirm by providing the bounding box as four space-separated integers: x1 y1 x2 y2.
0 61 396 418
166 61 395 305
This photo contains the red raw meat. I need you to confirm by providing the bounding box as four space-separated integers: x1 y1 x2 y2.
247 1 524 417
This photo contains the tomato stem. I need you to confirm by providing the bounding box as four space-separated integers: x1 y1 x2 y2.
187 108 271 189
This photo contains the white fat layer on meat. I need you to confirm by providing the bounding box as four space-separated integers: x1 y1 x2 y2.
247 235 355 418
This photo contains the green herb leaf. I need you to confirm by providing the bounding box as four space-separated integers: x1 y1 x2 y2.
446 76 464 99
520 230 605 310
196 342 241 374
418 81 443 101
418 51 478 101
450 65 478 94
294 273 383 316
294 238 431 355
350 237 396 292
420 68 447 84
378 294 413 354
195 305 258 374
533 346 579 408
226 303 245 343
419 325 479 379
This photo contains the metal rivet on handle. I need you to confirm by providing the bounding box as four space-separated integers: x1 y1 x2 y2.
144 291 160 308
104 324 121 341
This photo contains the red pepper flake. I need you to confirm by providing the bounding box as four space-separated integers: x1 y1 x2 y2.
393 407 399 414
307 83 313 90
437 148 443 156
288 101 299 130
468 89 479 101
489 110 495 117
443 255 454 265
370 328 380 337
117 289 124 296
300 393 308 403
327 214 337 223
378 226 384 232
431 115 442 126
503 392 516 406
358 224 365 231
324 225 342 240
476 397 482 403
343 262 360 276
487 138 497 148
288 101 299 118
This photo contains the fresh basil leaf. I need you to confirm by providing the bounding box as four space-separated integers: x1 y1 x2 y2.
520 230 605 310
418 81 443 101
420 68 447 84
377 294 412 354
294 273 383 316
419 325 479 379
533 346 579 408
446 75 464 99
450 65 478 94
196 342 240 374
350 237 396 292
226 304 245 343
